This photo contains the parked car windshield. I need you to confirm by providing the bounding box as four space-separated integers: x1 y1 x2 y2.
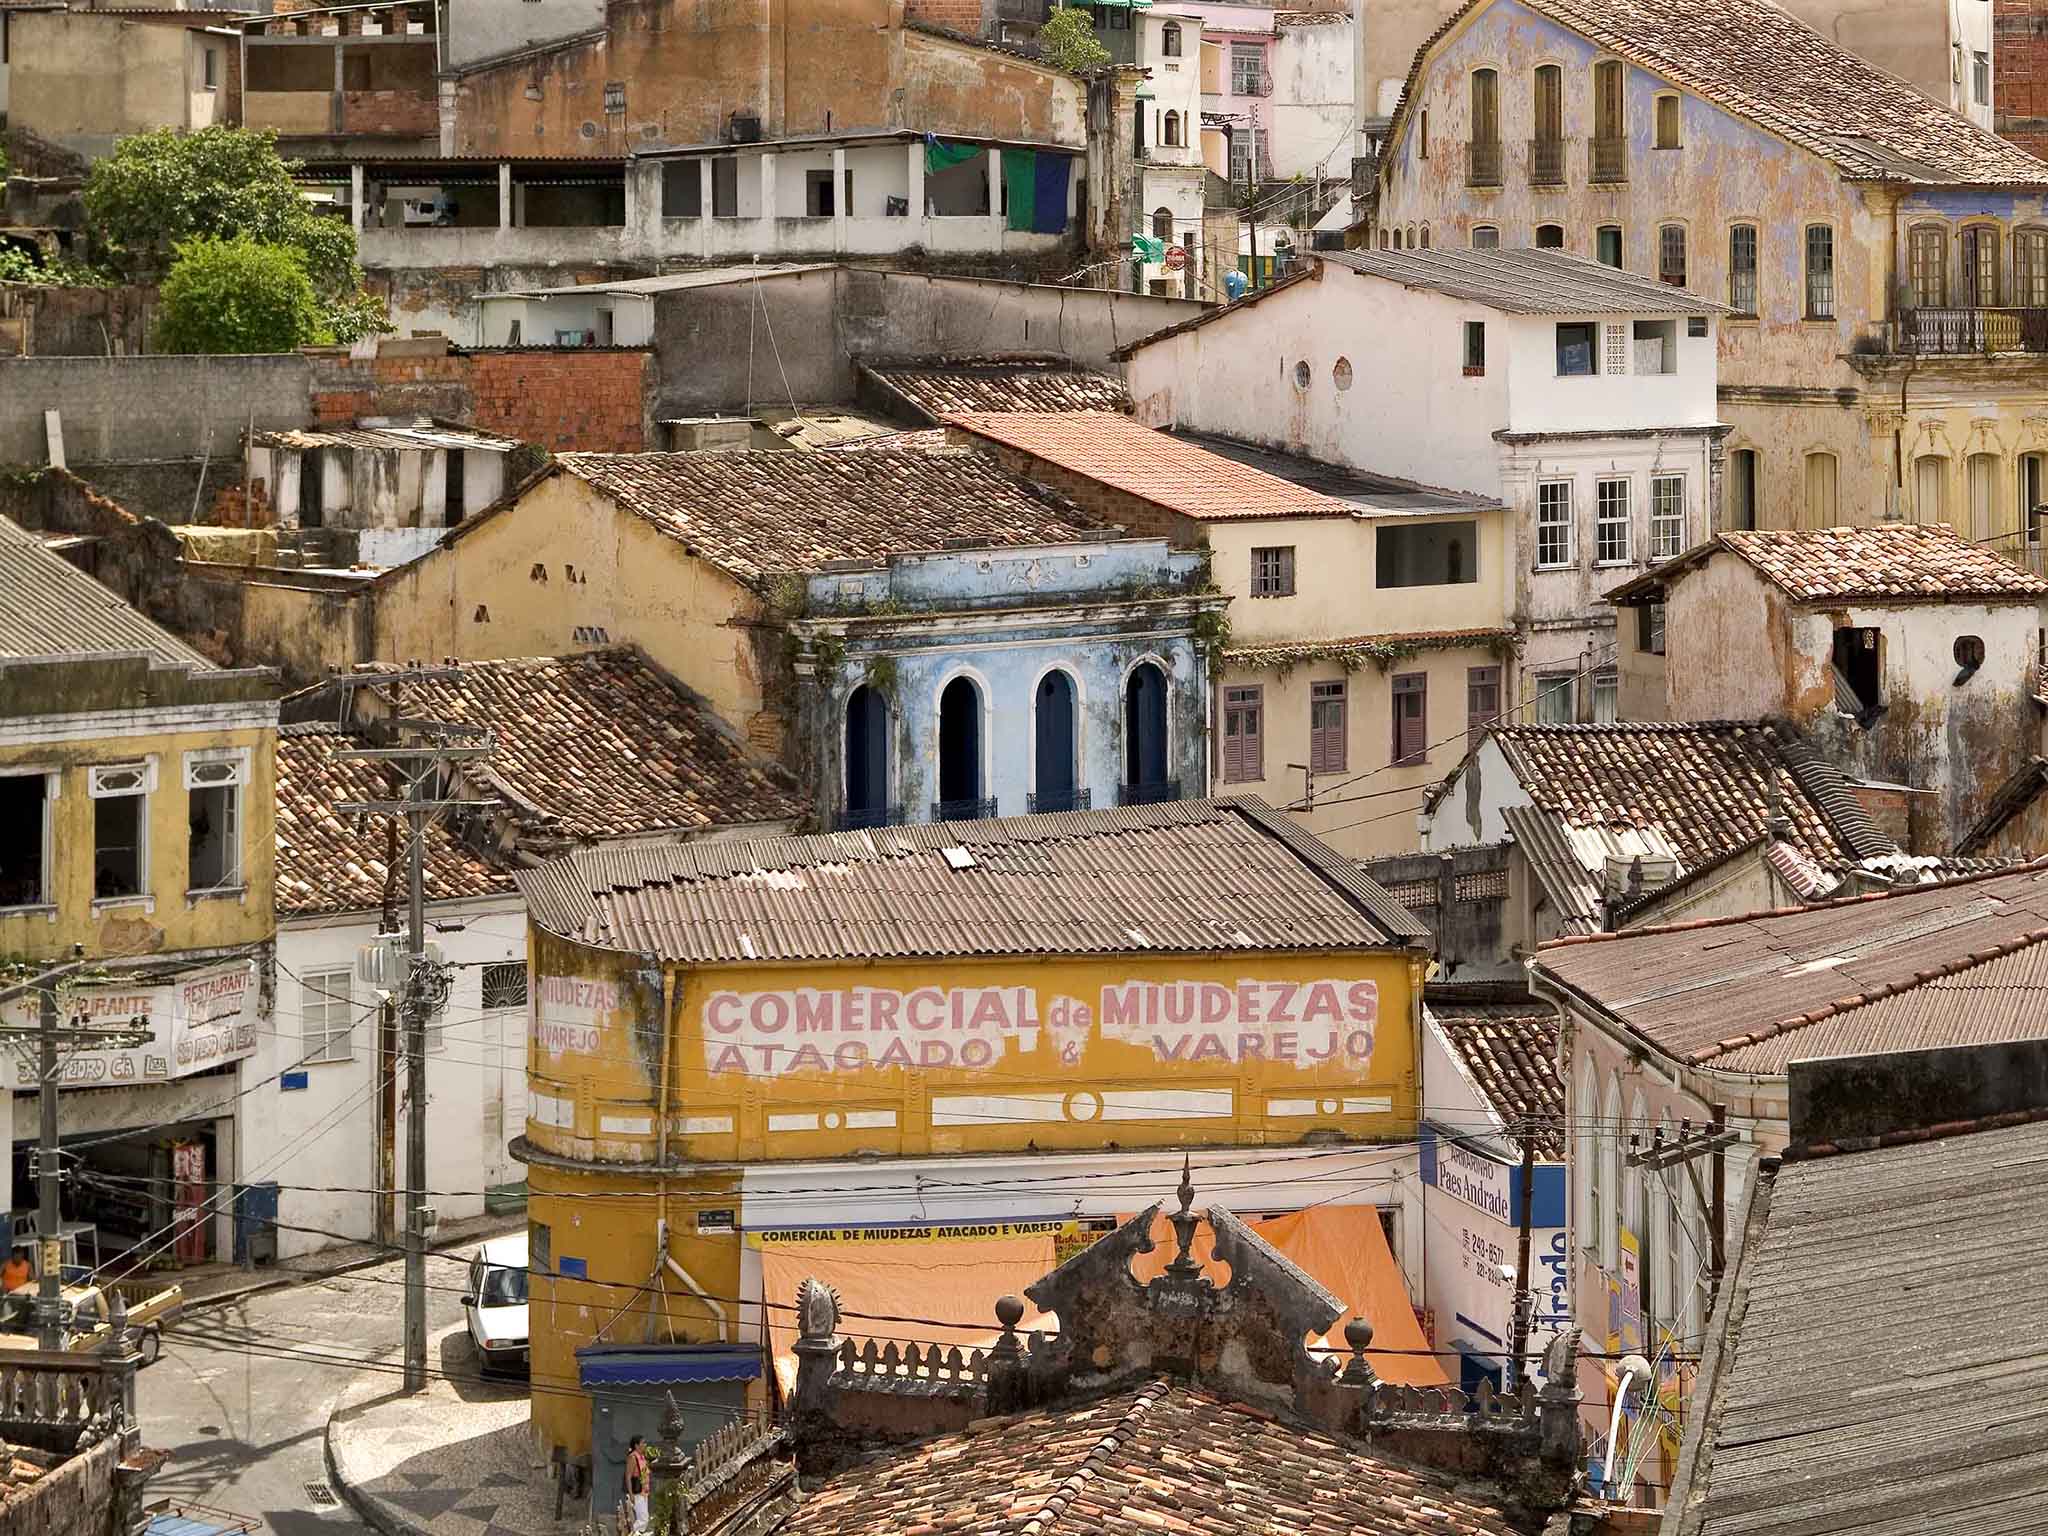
479 1265 527 1307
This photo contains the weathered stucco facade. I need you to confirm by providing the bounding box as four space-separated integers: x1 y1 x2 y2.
1375 0 2048 541
445 0 1084 159
10 12 234 162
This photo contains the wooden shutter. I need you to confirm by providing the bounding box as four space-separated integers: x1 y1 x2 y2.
1392 674 1427 764
1466 666 1500 743
1309 681 1346 773
1223 686 1263 782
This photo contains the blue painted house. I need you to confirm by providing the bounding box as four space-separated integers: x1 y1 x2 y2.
1374 0 2048 543
791 536 1222 828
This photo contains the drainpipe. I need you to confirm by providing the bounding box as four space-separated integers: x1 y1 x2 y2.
650 968 730 1344
657 1220 729 1341
1889 190 1914 521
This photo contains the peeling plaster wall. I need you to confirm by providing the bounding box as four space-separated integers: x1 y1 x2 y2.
1660 554 1800 723
446 0 1081 159
1377 0 2048 535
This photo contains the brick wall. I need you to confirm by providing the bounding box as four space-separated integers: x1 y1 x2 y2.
902 0 987 37
462 350 654 452
305 345 655 452
1997 0 2048 156
341 90 439 137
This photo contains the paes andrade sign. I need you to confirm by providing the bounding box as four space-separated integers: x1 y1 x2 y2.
3 959 257 1087
695 977 1380 1077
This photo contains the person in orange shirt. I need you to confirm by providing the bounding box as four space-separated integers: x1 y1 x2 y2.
1 1248 32 1293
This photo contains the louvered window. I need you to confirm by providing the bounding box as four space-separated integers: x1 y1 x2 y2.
1391 674 1427 765
1309 681 1346 773
1222 686 1263 782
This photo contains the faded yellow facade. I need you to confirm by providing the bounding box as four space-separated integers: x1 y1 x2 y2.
518 924 1425 1453
1202 510 1517 858
0 655 277 969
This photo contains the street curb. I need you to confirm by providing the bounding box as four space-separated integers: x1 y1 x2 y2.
326 1402 427 1536
179 1217 527 1314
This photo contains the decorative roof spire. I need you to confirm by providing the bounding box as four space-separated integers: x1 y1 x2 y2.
1165 1154 1201 1279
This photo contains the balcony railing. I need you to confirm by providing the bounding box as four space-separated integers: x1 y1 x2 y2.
1979 529 2048 579
1589 136 1627 183
1027 789 1092 814
1465 141 1503 188
1118 779 1182 808
1895 307 2048 355
1233 71 1273 98
1528 138 1565 186
932 797 998 823
836 804 906 832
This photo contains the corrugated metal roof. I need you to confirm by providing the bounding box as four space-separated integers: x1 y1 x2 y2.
517 798 1428 963
1533 866 2048 1066
250 423 517 452
0 515 216 669
1500 804 1601 935
487 263 833 299
1688 1117 2048 1536
1320 248 1731 316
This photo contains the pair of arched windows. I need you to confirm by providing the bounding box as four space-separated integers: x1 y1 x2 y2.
842 663 1171 825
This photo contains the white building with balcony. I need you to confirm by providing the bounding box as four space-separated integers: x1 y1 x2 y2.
1139 8 1209 298
1122 246 1729 713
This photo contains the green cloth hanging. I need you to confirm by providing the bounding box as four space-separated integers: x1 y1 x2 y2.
924 139 984 173
1003 149 1039 232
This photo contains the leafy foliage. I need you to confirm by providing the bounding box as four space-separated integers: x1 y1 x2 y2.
1037 5 1111 73
83 126 359 294
156 237 328 355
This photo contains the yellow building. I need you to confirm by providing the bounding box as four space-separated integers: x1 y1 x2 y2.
0 516 278 1261
513 797 1433 1466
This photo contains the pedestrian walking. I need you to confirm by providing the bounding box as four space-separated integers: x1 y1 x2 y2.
625 1435 651 1534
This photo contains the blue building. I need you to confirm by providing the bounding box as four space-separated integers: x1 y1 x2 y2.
791 537 1223 829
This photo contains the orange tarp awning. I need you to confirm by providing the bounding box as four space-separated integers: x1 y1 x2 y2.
1125 1205 1448 1387
760 1233 1056 1398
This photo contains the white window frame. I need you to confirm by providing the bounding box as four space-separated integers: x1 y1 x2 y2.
88 759 154 907
302 968 356 1065
1536 480 1574 569
184 749 248 895
1650 473 1685 559
1595 477 1631 565
0 768 58 913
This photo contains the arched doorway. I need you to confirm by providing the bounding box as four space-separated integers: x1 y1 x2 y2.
1123 662 1172 805
843 685 890 829
936 676 986 820
1033 670 1080 812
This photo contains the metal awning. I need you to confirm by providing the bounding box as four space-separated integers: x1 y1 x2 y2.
576 1343 762 1387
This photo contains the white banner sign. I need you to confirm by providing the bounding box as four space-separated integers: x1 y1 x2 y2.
699 978 1379 1077
5 959 258 1087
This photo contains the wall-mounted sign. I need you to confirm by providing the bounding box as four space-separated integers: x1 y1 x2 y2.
3 959 257 1088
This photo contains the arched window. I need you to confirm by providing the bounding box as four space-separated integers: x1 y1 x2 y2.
1601 1074 1623 1269
1122 662 1172 804
1032 670 1080 814
1536 223 1564 249
1392 228 1403 250
1969 451 2001 540
1629 1092 1652 1326
1467 68 1500 186
1162 111 1181 148
1152 205 1173 241
1532 64 1563 186
1908 223 1948 308
1418 224 1431 249
1472 225 1500 250
935 676 986 821
1963 223 2001 308
843 684 891 830
1160 19 1181 55
1578 1056 1602 1256
2017 227 2048 307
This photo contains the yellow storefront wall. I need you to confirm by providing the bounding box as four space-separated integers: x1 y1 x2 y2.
522 929 1424 1455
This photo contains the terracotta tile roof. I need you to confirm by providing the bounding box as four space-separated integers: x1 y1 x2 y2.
784 1378 1540 1536
861 362 1130 423
1486 721 1890 876
1226 627 1514 669
1389 0 2048 187
1275 9 1350 24
942 411 1357 521
517 797 1430 963
1531 865 2048 1066
1430 1006 1564 1157
1615 523 2048 605
275 723 514 918
353 650 805 842
553 448 1098 589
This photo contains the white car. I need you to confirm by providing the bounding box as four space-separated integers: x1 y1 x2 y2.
463 1234 529 1375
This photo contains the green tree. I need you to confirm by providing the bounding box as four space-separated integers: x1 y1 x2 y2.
1037 5 1110 73
83 126 358 293
155 236 328 354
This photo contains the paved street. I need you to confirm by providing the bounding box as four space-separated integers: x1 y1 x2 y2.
139 1250 487 1536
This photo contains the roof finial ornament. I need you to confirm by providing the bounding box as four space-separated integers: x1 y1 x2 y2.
1165 1154 1202 1278
1340 1315 1377 1386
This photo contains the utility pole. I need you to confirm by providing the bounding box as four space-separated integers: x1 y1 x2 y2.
376 816 400 1251
1506 1118 1537 1391
0 957 153 1352
1626 1105 1741 1312
335 664 495 1392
